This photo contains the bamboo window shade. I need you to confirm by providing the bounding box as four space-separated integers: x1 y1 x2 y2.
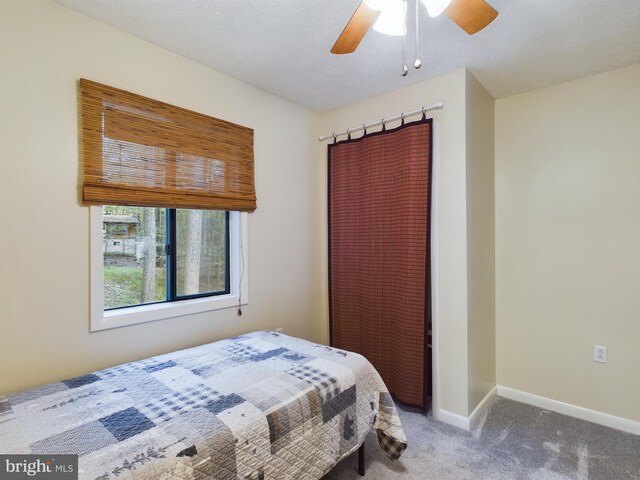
80 79 256 212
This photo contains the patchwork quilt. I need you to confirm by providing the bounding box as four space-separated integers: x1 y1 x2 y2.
0 331 407 479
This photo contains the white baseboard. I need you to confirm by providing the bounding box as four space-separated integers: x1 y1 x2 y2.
436 386 497 431
469 386 497 430
437 408 471 430
497 385 640 436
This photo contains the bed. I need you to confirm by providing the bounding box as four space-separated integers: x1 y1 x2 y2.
0 331 407 479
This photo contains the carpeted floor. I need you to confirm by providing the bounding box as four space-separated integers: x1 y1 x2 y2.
325 397 640 480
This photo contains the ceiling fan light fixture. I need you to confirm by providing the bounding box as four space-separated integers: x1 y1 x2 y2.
420 0 453 17
363 0 387 11
372 0 406 36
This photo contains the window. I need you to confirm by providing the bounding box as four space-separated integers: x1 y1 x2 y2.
103 206 230 310
80 79 254 331
91 207 248 332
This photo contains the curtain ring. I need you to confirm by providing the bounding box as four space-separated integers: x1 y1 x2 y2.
347 128 351 140
332 132 337 143
381 118 386 131
400 112 405 126
421 106 427 120
362 124 367 136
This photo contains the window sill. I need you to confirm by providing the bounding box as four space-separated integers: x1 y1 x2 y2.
92 293 247 332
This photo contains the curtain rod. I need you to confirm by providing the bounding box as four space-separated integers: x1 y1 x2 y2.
318 102 443 142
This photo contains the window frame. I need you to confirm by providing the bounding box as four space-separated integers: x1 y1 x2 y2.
167 209 231 302
90 206 249 332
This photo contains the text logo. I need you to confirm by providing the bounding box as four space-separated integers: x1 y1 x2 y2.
0 455 77 479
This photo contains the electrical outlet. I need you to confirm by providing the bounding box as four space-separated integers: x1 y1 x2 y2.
593 345 607 364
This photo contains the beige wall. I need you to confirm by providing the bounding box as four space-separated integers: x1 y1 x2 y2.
465 71 496 412
0 0 319 394
495 64 640 422
314 69 473 417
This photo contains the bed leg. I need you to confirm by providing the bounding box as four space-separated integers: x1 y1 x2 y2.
357 443 365 476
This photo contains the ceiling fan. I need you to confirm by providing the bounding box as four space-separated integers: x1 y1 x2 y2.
331 0 498 55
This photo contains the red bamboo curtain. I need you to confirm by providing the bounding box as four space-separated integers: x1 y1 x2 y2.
328 118 432 409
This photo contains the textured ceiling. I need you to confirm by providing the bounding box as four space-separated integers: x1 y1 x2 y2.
54 0 640 112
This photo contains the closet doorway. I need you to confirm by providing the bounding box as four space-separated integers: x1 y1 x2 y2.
328 117 433 410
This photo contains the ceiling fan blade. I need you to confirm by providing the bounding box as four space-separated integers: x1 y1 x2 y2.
331 1 380 54
444 0 498 35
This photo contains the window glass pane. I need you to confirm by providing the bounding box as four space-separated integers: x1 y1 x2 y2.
176 209 228 297
103 206 166 309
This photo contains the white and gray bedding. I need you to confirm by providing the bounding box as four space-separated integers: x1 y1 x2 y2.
0 331 407 479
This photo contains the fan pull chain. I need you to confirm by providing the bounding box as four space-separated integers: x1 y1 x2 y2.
401 0 408 76
414 0 422 69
